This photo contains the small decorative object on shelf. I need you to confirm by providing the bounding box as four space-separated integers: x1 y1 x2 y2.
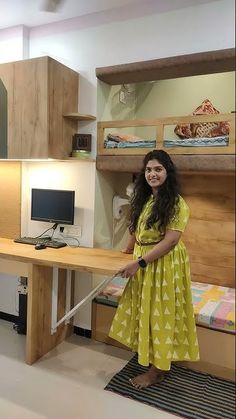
71 133 92 159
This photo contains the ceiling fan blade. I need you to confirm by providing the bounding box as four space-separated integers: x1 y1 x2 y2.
41 0 65 12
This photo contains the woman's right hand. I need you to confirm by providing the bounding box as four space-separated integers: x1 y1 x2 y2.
121 247 134 254
118 260 139 278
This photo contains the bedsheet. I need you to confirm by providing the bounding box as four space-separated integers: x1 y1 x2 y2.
164 136 229 147
95 277 235 334
104 139 156 148
104 135 228 149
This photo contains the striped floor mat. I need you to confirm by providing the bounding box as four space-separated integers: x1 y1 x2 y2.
105 355 235 419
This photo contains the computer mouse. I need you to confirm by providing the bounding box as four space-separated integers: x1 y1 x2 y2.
35 243 47 250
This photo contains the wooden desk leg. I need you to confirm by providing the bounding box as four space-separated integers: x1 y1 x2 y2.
26 264 74 365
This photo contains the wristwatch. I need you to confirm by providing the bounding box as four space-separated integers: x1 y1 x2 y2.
138 256 147 268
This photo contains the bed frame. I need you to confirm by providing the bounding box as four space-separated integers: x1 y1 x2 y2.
97 113 235 156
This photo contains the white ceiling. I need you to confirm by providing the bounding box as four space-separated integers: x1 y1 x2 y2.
0 0 222 30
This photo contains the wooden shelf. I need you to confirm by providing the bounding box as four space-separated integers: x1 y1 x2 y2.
96 48 235 85
62 158 96 162
63 113 96 121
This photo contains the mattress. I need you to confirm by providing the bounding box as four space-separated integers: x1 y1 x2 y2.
95 276 235 334
164 135 229 147
104 139 156 148
191 282 235 333
104 135 229 149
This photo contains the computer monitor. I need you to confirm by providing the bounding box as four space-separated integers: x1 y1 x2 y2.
31 188 75 225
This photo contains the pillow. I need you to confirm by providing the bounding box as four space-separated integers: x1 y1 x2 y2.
174 99 229 139
107 133 143 143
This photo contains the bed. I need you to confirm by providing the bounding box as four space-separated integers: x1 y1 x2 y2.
97 112 235 156
92 277 236 380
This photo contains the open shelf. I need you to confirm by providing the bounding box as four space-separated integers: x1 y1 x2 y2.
63 113 96 121
59 158 96 162
68 157 95 162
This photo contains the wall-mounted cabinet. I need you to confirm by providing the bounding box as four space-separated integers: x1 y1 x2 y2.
0 56 79 159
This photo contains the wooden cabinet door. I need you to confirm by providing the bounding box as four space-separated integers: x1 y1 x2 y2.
0 57 78 159
0 58 48 159
0 79 8 158
48 57 78 159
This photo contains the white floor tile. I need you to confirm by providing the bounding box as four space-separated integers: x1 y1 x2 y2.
0 320 178 419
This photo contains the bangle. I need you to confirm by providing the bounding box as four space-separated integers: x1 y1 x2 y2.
137 257 147 268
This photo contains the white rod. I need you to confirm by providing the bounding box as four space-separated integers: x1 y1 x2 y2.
51 267 59 334
65 270 72 324
55 275 115 329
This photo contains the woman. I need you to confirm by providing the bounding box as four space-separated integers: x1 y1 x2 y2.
109 150 199 389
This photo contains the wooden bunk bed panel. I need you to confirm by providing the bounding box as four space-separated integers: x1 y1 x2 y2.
97 113 235 156
180 173 235 288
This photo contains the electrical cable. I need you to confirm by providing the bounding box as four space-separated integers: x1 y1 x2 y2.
58 233 80 248
33 224 57 240
22 224 80 247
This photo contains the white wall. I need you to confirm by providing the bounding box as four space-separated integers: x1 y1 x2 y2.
21 161 95 247
29 0 235 117
0 25 29 63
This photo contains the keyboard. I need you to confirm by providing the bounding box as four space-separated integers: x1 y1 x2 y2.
14 236 67 248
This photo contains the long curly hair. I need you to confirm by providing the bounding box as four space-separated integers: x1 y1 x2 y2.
129 150 180 234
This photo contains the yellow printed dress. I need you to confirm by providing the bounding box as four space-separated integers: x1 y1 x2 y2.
109 195 199 371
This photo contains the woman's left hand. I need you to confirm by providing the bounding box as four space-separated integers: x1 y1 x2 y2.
117 261 139 278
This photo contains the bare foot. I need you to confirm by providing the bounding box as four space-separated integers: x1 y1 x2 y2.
129 365 164 389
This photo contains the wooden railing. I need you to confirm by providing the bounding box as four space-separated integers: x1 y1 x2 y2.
97 113 235 156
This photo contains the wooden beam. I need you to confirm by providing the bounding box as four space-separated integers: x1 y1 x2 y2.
96 48 235 85
96 154 236 173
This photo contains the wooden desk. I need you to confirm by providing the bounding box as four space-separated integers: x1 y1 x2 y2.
0 238 132 365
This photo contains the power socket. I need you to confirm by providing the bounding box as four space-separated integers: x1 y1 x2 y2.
63 225 82 237
18 284 27 295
